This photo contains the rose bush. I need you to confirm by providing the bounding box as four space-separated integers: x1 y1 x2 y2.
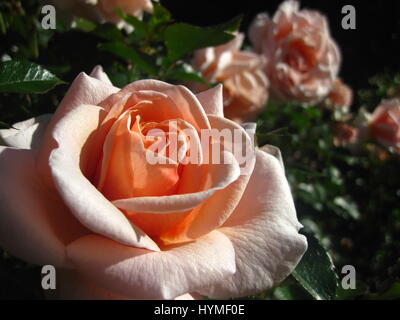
249 0 340 104
191 33 269 122
368 98 400 152
0 66 307 300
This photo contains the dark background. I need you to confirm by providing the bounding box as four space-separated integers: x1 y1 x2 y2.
162 0 400 100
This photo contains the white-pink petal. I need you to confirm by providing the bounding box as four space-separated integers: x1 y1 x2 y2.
0 147 85 267
66 231 236 299
198 149 307 298
89 65 113 86
48 104 159 251
0 114 52 149
195 84 224 117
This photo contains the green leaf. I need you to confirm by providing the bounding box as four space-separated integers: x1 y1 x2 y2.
0 61 65 94
93 23 124 42
273 279 313 300
0 121 10 129
149 4 172 28
164 16 242 64
165 63 209 85
0 12 6 34
116 8 148 38
331 196 361 220
336 280 368 300
292 231 338 300
369 282 400 300
72 17 97 32
99 42 157 75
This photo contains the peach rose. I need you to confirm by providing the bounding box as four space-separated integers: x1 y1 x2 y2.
333 123 359 148
97 0 153 26
249 0 340 104
191 33 269 122
323 79 353 112
368 99 400 152
0 66 306 299
44 0 153 29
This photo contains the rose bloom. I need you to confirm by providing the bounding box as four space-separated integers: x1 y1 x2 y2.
0 66 306 300
249 0 340 104
333 123 359 148
43 0 153 29
368 99 400 152
191 33 269 123
323 79 353 112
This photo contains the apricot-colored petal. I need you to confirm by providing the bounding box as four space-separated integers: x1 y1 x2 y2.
159 116 256 243
98 111 180 199
112 150 240 214
116 80 211 130
66 231 236 299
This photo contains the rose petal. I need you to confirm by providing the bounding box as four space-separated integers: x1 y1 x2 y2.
45 269 130 300
195 84 224 117
97 111 181 200
0 114 52 149
158 116 256 243
114 80 211 131
0 147 86 267
198 149 307 298
47 269 199 300
48 103 159 251
37 72 119 186
249 13 270 53
66 231 236 299
207 115 256 176
259 144 284 170
112 150 240 214
89 65 113 86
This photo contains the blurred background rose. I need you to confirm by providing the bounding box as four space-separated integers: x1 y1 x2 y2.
322 79 353 113
249 0 340 105
333 123 359 148
42 0 153 29
190 34 269 122
368 99 400 152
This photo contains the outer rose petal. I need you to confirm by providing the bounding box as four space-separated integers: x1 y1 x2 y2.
66 231 236 299
0 114 52 149
46 269 199 300
198 149 307 298
248 13 270 53
89 65 113 86
37 72 119 186
48 103 159 251
0 148 86 267
195 84 224 117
